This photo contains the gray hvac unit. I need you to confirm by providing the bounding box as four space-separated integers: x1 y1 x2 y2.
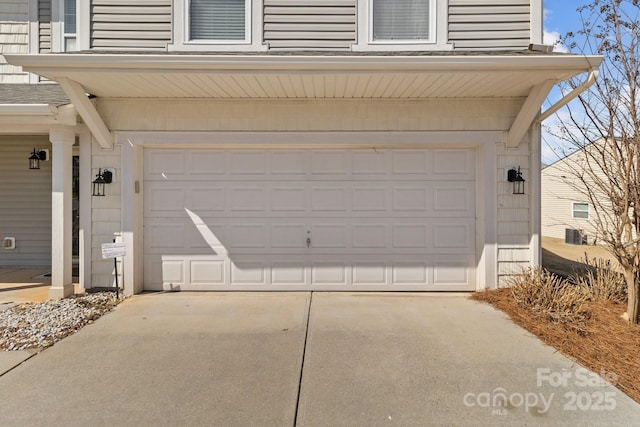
565 228 583 245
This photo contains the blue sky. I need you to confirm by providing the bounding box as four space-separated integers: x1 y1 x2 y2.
544 1 584 43
541 1 587 163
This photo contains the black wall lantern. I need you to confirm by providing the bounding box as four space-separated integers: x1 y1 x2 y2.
29 148 47 170
92 168 113 196
507 167 525 195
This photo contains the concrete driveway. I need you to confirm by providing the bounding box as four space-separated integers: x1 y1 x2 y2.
1 292 639 426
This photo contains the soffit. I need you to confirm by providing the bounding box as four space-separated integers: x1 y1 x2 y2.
6 54 602 99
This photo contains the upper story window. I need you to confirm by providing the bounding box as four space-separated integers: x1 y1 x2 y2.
572 202 590 219
63 0 77 51
354 0 451 51
372 0 433 42
189 0 248 42
170 0 266 51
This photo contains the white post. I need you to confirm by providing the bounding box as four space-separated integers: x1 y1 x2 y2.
49 127 76 299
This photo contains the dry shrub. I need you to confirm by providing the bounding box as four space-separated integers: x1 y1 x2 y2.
507 268 589 331
571 256 627 303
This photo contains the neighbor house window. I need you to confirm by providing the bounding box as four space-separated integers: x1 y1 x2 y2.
63 0 77 51
371 0 434 42
572 202 589 219
189 0 248 42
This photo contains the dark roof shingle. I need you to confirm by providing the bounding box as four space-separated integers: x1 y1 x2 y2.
0 84 70 107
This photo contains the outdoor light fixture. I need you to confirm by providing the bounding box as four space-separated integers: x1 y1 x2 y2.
92 168 113 197
507 167 525 195
28 148 47 170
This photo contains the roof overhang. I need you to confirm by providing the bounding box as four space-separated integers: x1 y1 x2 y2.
6 53 603 100
0 103 76 134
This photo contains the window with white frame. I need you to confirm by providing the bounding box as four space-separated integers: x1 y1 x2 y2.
63 0 77 51
572 202 590 219
188 0 249 42
354 0 449 51
371 0 434 42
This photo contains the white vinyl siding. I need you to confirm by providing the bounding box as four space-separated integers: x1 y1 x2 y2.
0 137 52 268
263 0 356 50
572 202 589 219
448 0 531 50
91 0 172 51
541 155 599 242
372 0 431 42
190 0 246 41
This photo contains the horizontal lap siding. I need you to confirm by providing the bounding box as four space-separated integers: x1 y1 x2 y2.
264 0 356 50
0 137 52 268
449 0 531 50
91 0 171 51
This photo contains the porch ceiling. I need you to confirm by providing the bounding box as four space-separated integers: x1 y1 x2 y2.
6 54 602 100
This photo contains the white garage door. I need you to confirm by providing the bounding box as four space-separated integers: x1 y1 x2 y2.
143 148 476 291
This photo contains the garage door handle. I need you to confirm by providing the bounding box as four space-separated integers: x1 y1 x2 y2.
306 237 311 248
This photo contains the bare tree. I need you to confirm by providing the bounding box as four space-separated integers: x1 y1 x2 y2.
547 0 640 323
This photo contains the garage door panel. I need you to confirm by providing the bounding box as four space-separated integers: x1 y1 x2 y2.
392 151 428 174
162 259 186 286
186 223 228 251
146 187 185 212
145 150 185 178
352 224 387 248
187 150 226 175
271 151 308 175
271 224 308 248
392 261 429 285
144 256 163 290
432 149 475 179
230 186 267 211
271 187 307 211
311 151 348 175
271 262 308 285
432 182 475 215
352 262 387 285
230 151 267 174
311 261 349 285
352 151 388 175
311 187 347 212
352 187 387 211
309 224 347 249
231 260 268 285
392 224 428 248
145 223 186 250
230 224 267 249
190 187 225 211
433 223 473 250
393 187 429 211
188 259 226 285
144 148 477 291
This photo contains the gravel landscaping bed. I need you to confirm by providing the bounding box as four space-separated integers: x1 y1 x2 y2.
0 292 123 351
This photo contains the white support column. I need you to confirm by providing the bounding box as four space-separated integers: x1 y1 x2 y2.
120 135 143 295
50 127 76 299
79 127 92 290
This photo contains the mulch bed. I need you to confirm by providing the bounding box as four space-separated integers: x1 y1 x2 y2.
472 289 640 404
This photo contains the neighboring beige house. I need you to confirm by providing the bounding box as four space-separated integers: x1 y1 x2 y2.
2 0 602 297
541 149 598 244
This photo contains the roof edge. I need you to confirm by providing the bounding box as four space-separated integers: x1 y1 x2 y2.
6 53 603 73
